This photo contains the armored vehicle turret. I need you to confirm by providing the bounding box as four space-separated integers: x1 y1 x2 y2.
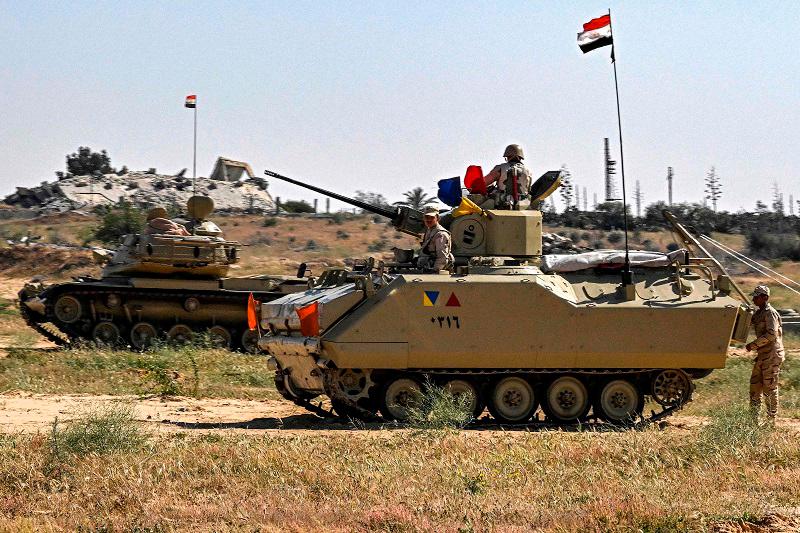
256 170 752 425
19 196 307 351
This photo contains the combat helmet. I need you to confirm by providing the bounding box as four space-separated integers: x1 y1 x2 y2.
503 144 524 160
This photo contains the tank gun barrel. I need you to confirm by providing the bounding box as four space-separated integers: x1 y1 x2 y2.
264 169 425 236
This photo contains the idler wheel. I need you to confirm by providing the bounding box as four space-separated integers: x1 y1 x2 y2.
544 376 590 423
488 377 536 424
240 329 260 353
167 324 194 345
443 379 484 419
380 377 422 421
333 369 375 401
53 295 82 324
651 369 692 407
207 326 232 349
92 321 120 345
595 379 643 424
130 322 158 350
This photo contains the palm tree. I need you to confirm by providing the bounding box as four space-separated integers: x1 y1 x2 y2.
394 187 437 211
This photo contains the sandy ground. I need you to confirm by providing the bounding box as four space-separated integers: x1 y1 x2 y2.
1 391 799 436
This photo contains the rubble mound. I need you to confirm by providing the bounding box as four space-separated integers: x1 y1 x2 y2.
542 232 587 254
0 245 97 278
4 157 275 214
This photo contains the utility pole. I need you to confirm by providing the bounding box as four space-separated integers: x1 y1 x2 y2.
667 166 674 206
604 138 618 201
634 180 643 218
593 192 598 210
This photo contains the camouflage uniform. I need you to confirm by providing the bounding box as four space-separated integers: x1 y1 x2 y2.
748 292 785 419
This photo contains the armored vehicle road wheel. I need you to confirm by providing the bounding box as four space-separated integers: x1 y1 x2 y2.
380 377 422 421
207 326 232 349
444 379 484 419
92 322 120 345
544 376 590 423
595 379 643 424
167 324 194 345
488 377 536 424
130 322 158 350
651 369 692 406
53 295 82 324
241 329 259 353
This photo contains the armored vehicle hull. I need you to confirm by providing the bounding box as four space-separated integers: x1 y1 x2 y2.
20 275 307 352
259 263 750 424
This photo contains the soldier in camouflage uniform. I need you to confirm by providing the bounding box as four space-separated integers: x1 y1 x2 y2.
745 285 785 421
417 206 454 272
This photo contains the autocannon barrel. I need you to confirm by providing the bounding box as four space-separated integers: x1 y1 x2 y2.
264 169 425 236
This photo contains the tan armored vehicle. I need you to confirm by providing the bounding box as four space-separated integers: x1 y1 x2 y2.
255 170 752 425
19 196 306 352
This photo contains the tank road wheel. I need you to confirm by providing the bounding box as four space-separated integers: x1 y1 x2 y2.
444 379 484 419
240 329 260 354
595 379 643 424
130 322 158 350
380 377 422 421
167 324 194 345
92 321 120 345
207 326 232 349
651 369 692 407
544 376 590 424
488 377 537 424
53 295 82 324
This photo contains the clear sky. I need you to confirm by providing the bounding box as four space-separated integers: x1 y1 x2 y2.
1 1 798 214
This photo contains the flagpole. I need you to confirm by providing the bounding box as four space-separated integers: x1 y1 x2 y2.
192 105 197 197
607 9 633 287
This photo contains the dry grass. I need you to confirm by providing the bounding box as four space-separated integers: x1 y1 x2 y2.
0 411 799 531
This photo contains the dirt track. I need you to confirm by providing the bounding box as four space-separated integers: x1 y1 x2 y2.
2 392 799 436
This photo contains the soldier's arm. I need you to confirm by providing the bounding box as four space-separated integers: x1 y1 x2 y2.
753 312 778 348
483 165 501 187
431 233 451 271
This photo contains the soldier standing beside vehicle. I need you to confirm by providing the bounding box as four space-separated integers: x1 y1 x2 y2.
482 144 533 209
417 206 454 272
746 285 785 423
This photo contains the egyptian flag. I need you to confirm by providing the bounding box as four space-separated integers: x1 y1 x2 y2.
578 15 613 53
185 94 197 108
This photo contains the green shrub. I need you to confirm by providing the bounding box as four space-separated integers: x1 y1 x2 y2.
48 404 146 460
405 381 474 430
94 201 145 244
607 231 623 244
262 217 278 227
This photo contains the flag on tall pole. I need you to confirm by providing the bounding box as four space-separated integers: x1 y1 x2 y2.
185 94 198 198
577 11 633 287
577 15 613 53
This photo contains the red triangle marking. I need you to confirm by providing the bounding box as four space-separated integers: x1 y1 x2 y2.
445 292 460 307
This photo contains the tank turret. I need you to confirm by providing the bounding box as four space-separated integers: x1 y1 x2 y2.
101 196 240 278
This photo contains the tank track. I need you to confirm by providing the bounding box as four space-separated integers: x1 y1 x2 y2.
18 299 71 346
20 284 282 351
277 367 693 429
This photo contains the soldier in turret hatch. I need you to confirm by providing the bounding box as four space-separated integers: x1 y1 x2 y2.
417 206 454 272
482 144 533 210
143 207 190 236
